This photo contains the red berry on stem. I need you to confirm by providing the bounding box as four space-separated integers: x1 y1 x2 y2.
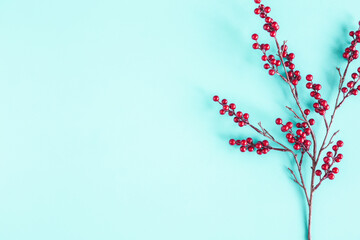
229 139 236 145
337 140 344 147
315 170 322 176
323 157 330 164
332 145 339 151
321 164 329 170
304 109 310 115
293 144 301 150
213 95 219 101
240 146 247 152
309 119 315 125
254 0 261 3
328 173 335 180
306 74 313 81
252 34 259 40
229 103 236 110
243 113 249 119
255 142 263 149
221 99 228 104
220 109 226 115
275 118 282 125
281 125 289 132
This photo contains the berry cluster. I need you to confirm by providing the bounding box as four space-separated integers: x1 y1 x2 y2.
341 68 360 96
343 23 360 62
252 1 302 87
229 138 271 155
252 34 281 76
254 0 279 38
281 43 303 86
305 74 330 115
315 141 344 180
213 95 250 127
275 117 313 151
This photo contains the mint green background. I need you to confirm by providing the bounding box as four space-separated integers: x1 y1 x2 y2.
0 0 359 239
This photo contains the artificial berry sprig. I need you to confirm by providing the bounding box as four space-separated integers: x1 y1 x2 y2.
229 138 272 155
211 1 360 239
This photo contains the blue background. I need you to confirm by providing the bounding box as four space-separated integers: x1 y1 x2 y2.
0 0 359 239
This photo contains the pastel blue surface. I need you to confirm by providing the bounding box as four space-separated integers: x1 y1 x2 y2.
0 0 359 239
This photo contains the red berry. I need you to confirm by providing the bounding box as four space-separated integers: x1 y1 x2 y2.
235 140 241 145
229 103 236 110
240 140 247 146
328 173 335 180
270 31 276 37
247 138 253 143
255 142 263 149
253 43 260 49
281 125 289 132
286 122 293 128
304 109 310 115
315 170 322 176
213 95 219 101
347 81 355 88
254 8 261 15
248 146 254 152
236 111 243 117
262 140 269 147
304 140 311 146
275 118 282 125
252 34 259 40
337 140 344 147
264 6 271 13
229 139 236 145
332 145 339 151
220 109 226 115
323 157 330 164
332 167 339 174
321 164 329 170
306 74 313 81
240 146 247 152
309 119 315 125
238 121 245 127
286 133 293 139
256 149 262 155
254 0 261 3
342 87 348 93
352 73 359 79
293 144 301 150
243 113 250 119
221 99 228 104
269 69 275 75
326 151 333 157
